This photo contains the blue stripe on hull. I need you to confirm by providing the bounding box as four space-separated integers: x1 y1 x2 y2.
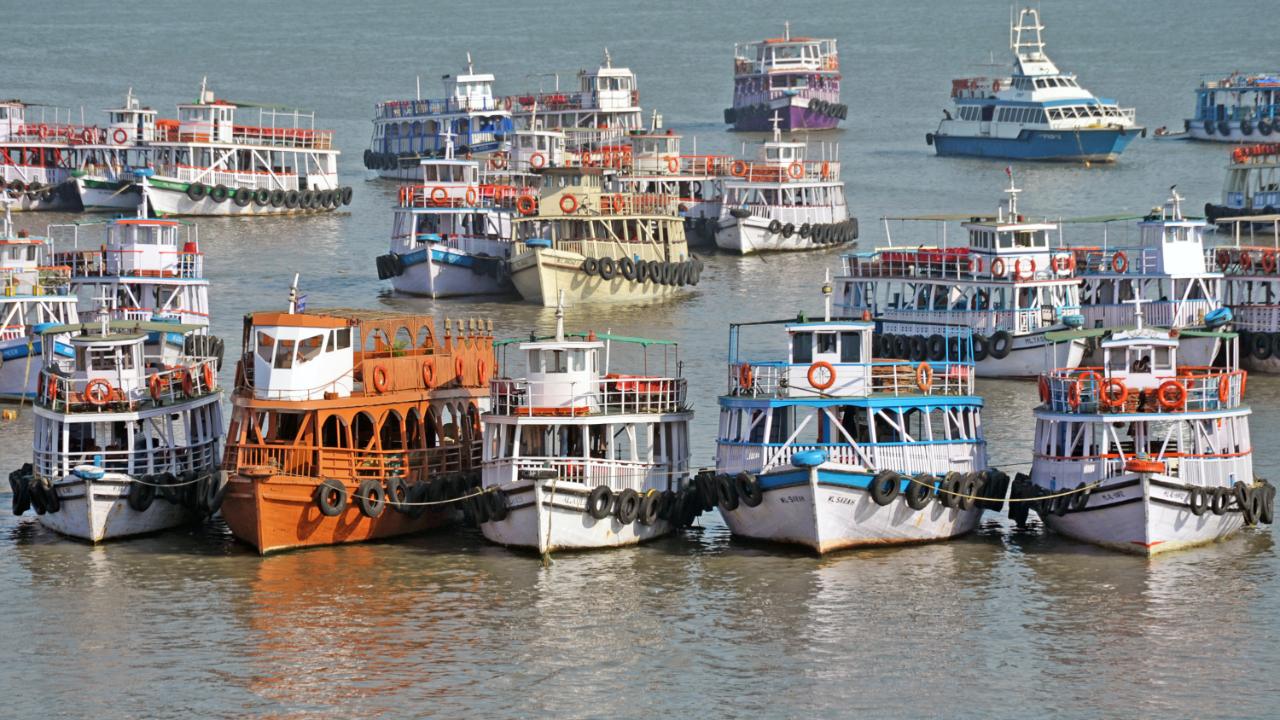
758 467 918 494
934 128 1138 161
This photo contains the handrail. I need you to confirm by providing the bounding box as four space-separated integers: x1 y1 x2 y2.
729 359 975 398
38 357 219 413
490 376 688 417
1042 367 1246 414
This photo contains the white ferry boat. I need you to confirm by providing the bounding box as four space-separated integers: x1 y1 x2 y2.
9 312 224 542
479 301 694 554
1018 305 1271 555
0 194 78 400
1209 216 1280 373
713 281 1006 554
507 167 702 306
365 55 515 180
503 50 644 132
0 99 93 211
375 136 529 298
71 90 161 212
714 119 854 254
835 180 1086 377
927 8 1142 162
128 82 349 216
1204 143 1280 223
608 122 727 246
1072 190 1229 366
1183 72 1280 143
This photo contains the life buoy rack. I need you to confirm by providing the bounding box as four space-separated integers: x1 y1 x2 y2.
529 152 546 169
430 186 449 206
820 160 830 179
422 359 436 387
730 160 748 177
81 128 96 143
738 363 754 390
371 365 390 393
990 257 1006 278
807 361 836 390
1216 248 1232 270
915 362 933 392
559 194 579 214
1157 380 1186 410
85 378 113 407
1112 251 1128 273
516 195 537 216
112 128 129 144
1101 377 1128 408
787 161 804 179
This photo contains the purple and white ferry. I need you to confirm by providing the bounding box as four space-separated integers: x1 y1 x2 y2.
724 23 844 132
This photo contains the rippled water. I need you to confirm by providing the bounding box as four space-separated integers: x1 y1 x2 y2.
3 1 1279 717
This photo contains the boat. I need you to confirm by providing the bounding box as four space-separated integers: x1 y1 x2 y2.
375 134 530 298
503 50 645 132
927 8 1142 162
506 167 702 307
49 175 216 367
0 193 79 400
1183 72 1280 143
1151 126 1190 141
218 285 494 554
114 81 351 217
724 22 844 132
1204 143 1280 223
9 309 224 542
714 118 854 254
834 179 1086 377
71 90 161 212
1016 302 1273 555
0 99 92 211
712 280 1006 554
1207 215 1280 373
365 54 515 180
478 299 695 553
1072 190 1229 366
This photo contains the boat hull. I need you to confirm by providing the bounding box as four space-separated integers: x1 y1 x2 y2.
1033 474 1248 556
933 127 1140 162
1185 121 1278 144
508 247 689 307
0 340 43 401
389 247 512 299
720 466 981 554
145 183 340 217
220 471 452 554
76 176 141 212
480 481 673 553
732 97 841 132
715 214 853 255
36 473 193 542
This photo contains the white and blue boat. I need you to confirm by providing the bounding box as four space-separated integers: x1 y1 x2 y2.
711 281 1007 554
927 8 1142 162
1184 72 1280 143
365 55 515 180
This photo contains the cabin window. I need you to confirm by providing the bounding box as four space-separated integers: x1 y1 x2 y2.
1152 347 1173 372
297 334 325 364
543 350 568 373
89 348 117 371
840 332 861 362
792 332 813 363
256 332 274 362
816 332 837 355
320 415 349 448
273 339 296 369
334 328 351 351
768 407 790 444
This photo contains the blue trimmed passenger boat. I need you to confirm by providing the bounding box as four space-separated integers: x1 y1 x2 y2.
711 281 1008 554
927 8 1142 162
1184 72 1280 143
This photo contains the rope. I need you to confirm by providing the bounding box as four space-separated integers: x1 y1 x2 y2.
901 472 1103 503
128 471 213 487
346 481 492 507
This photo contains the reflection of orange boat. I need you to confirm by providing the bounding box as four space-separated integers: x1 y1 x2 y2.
220 306 492 554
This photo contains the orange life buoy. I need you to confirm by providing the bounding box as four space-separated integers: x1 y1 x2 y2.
112 128 128 144
1240 250 1253 270
371 365 390 393
1014 257 1035 280
45 375 58 403
81 128 95 143
730 160 748 177
820 160 830 179
430 186 449 206
37 124 49 140
202 364 215 390
787 161 804 179
1038 375 1050 403
665 156 679 173
559 194 579 214
969 256 983 274
1112 251 1128 273
422 359 436 387
1068 379 1083 409
1263 250 1277 274
85 378 113 406
915 362 934 392
476 358 489 385
516 195 537 216
738 363 754 389
807 361 836 390
610 194 625 214
454 357 465 384
504 96 513 111
180 367 195 396
990 257 1006 278
1052 254 1071 273
1101 377 1128 408
489 154 508 170
1218 374 1233 404
1125 458 1165 474
529 152 546 169
1156 380 1186 410
149 375 164 401
580 152 594 167
1216 248 1231 270
465 187 478 205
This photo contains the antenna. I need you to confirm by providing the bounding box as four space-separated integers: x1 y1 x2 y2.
1002 169 1020 220
466 51 474 75
822 268 833 322
1123 296 1147 330
288 273 300 314
784 20 791 41
769 112 783 143
603 47 612 69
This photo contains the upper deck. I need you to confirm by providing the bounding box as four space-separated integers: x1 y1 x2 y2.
154 85 335 151
1073 192 1215 278
49 217 203 283
733 25 838 77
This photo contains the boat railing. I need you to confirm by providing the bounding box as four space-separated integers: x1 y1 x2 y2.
0 324 25 341
716 439 981 477
399 183 534 209
487 457 665 494
228 124 334 150
224 440 476 482
1074 247 1167 275
842 249 1076 281
164 165 301 191
726 159 839 184
1081 299 1214 329
1037 452 1251 485
505 93 587 112
0 266 72 296
11 123 104 145
52 247 202 280
1042 367 1246 414
1231 305 1280 330
376 97 504 119
490 376 688 417
1209 246 1280 274
678 155 733 176
38 357 219 413
729 359 974 398
34 436 221 483
869 307 1070 334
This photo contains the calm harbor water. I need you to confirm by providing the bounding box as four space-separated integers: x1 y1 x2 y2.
4 1 1280 717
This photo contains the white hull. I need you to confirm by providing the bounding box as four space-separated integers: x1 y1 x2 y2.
977 336 1085 378
36 473 192 542
480 481 673 553
1186 124 1278 144
389 251 512 299
1033 474 1247 556
721 468 982 554
509 248 689 307
1242 355 1280 374
75 177 140 212
0 348 41 400
715 214 850 255
146 184 338 217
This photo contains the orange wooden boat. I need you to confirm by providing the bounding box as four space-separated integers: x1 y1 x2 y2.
219 308 493 554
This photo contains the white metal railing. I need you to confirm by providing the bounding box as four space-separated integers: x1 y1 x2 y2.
164 166 300 191
0 267 73 296
1232 305 1280 331
490 376 687 417
39 357 219 412
488 457 673 494
863 307 1070 334
34 436 221 480
1043 368 1246 414
729 360 974 397
716 440 981 477
1079 299 1214 329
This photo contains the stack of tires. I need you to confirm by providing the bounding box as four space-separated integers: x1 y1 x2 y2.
185 183 353 211
579 255 704 286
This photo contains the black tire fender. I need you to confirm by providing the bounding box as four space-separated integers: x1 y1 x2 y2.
869 470 900 506
586 485 613 519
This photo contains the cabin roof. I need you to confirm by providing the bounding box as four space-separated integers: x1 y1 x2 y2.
40 320 202 336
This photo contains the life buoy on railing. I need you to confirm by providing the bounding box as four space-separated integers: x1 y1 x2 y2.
85 378 113 407
990 257 1006 278
529 152 546 169
738 363 754 390
787 161 804 179
454 357 466 384
45 375 59 404
112 128 129 144
1014 257 1035 280
504 96 513 111
1216 248 1231 270
559 194 579 214
1052 254 1072 274
516 195 537 216
488 154 507 170
81 128 96 143
202 364 215 391
666 156 679 173
422 359 436 387
1240 250 1253 270
1101 377 1128 408
430 186 449 206
180 367 195 396
1112 251 1128 273
149 375 164 401
969 256 983 274
465 187 478 205
37 124 49 140
476 358 489 386
807 361 836 390
915 362 934 392
1263 250 1277 274
820 160 830 179
1157 380 1186 410
1218 374 1231 404
730 160 748 177
371 365 390 394
1038 375 1050 403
